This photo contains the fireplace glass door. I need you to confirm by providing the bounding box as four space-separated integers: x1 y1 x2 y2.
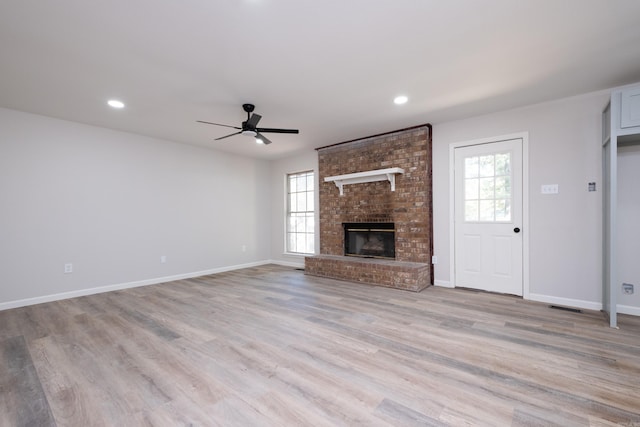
343 223 395 259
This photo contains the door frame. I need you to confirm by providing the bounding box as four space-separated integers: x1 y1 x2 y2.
449 132 530 299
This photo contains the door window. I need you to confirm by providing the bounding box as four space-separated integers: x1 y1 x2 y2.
464 152 512 222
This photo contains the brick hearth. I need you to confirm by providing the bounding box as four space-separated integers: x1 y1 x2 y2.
305 255 430 292
305 124 433 292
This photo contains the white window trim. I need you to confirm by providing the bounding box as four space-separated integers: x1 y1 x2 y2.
285 170 315 255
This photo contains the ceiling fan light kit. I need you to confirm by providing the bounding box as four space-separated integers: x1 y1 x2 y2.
197 103 299 146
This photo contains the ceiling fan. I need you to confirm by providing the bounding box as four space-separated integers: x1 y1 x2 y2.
197 103 299 145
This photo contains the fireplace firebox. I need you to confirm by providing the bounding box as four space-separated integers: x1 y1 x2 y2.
343 223 395 259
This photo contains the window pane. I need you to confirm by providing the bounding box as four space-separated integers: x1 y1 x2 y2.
296 234 306 253
306 174 314 191
306 214 314 233
288 233 296 252
465 178 479 200
289 193 296 212
305 235 315 254
465 157 479 178
495 153 510 176
479 178 494 199
297 193 306 211
289 176 297 193
465 201 479 222
297 176 306 194
307 192 314 211
479 200 495 221
495 176 510 198
479 155 494 177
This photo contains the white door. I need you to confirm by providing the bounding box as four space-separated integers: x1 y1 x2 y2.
454 138 523 295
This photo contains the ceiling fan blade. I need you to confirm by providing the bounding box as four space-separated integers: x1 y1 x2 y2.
247 113 262 128
214 131 242 141
197 120 241 130
256 132 273 145
256 127 299 134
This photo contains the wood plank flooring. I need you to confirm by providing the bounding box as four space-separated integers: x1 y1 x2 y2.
1 264 639 426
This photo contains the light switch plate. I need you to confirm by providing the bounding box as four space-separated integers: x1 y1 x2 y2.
541 184 559 194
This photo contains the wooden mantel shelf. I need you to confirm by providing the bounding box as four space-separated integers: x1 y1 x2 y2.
324 167 404 196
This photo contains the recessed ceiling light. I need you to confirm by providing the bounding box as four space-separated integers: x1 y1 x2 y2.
107 99 125 109
394 95 408 105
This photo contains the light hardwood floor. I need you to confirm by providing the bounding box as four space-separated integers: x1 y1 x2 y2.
1 265 639 426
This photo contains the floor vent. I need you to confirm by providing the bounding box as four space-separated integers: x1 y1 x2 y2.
295 268 305 271
549 305 582 313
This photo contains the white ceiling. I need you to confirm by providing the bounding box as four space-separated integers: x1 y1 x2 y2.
2 0 640 160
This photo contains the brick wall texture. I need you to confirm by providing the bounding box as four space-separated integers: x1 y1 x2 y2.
305 125 433 292
318 125 432 263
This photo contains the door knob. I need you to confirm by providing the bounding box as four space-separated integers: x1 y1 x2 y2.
514 227 521 233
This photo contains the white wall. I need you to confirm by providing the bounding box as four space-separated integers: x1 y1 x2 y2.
1 89 622 311
432 90 609 309
617 143 640 312
0 108 272 308
268 150 318 267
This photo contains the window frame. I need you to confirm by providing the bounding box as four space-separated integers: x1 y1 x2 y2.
285 170 315 255
463 150 513 224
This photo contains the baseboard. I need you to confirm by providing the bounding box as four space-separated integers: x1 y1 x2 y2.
617 304 640 316
0 260 272 311
269 259 305 269
434 279 453 288
527 293 602 311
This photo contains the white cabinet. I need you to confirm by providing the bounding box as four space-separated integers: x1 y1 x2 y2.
620 87 640 129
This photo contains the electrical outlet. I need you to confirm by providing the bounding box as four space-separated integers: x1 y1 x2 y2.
622 283 634 295
432 255 438 264
160 256 167 263
64 263 73 274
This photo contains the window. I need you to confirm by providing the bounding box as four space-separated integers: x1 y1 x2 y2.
286 171 315 254
464 151 512 222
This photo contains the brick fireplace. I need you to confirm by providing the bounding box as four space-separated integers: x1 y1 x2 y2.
305 124 433 291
